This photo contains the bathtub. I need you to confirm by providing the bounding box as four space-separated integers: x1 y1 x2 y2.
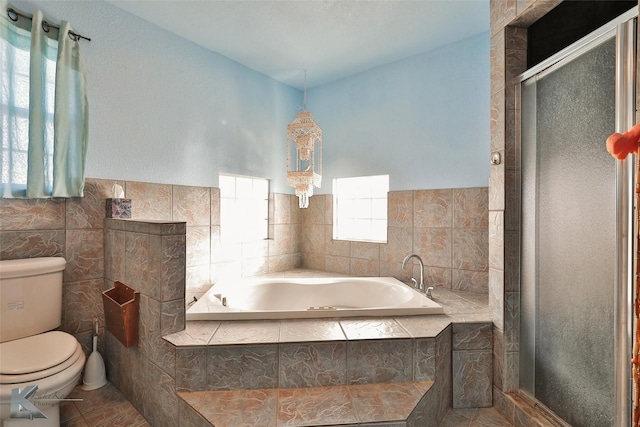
186 276 444 320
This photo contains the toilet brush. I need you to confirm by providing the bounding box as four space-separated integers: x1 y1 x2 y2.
82 318 107 390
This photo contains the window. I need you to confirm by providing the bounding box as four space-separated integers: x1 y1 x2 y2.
219 174 269 243
333 175 389 242
1 10 88 198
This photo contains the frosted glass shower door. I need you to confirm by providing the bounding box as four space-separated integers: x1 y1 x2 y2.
520 34 618 426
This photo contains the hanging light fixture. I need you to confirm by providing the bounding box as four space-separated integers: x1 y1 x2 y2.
287 70 322 209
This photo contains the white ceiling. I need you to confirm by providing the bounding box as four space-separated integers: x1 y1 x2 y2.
106 0 489 89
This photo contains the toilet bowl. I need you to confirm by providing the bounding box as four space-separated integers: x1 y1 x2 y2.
0 258 86 427
0 331 86 426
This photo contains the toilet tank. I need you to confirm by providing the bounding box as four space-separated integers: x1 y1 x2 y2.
0 257 66 343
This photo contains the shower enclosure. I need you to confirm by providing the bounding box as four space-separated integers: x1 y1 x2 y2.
519 9 636 426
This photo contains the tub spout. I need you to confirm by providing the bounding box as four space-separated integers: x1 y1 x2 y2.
402 253 424 292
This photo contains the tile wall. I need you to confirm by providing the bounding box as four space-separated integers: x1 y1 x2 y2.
300 188 489 293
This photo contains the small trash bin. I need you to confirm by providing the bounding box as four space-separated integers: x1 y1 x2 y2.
102 281 140 347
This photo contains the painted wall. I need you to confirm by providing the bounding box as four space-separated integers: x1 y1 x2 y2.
11 0 300 192
9 1 489 194
308 32 490 192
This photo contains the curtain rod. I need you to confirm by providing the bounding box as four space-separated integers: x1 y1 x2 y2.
7 7 91 42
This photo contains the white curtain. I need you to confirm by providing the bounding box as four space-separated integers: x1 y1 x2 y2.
0 2 88 198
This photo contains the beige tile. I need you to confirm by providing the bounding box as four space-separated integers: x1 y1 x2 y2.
278 386 357 426
126 181 172 221
350 382 422 423
414 189 453 228
172 185 211 226
279 319 346 342
0 197 65 231
340 318 410 340
209 320 280 344
387 190 413 228
196 389 277 427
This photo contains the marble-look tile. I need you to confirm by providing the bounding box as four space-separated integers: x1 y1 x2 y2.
151 234 186 302
186 226 211 267
413 338 436 381
140 296 176 376
279 342 347 388
268 254 295 273
0 198 65 230
279 319 346 342
301 194 326 225
269 224 292 256
63 278 104 334
194 389 277 427
300 223 325 255
453 188 489 230
453 350 493 408
0 230 65 259
273 193 291 225
161 299 185 335
83 399 149 427
350 257 379 276
350 382 423 423
210 187 220 226
177 397 212 427
452 323 493 351
472 407 512 427
395 316 451 338
164 320 219 346
453 229 488 272
144 361 179 427
104 229 126 282
452 270 488 294
341 318 410 340
172 185 210 226
207 345 278 390
126 181 172 221
383 226 413 264
68 382 128 416
424 266 452 289
66 179 113 229
278 386 357 426
413 228 452 269
387 190 413 228
414 189 452 228
324 255 351 275
351 241 380 260
124 232 151 297
347 339 413 385
64 229 104 282
175 347 208 392
324 227 351 257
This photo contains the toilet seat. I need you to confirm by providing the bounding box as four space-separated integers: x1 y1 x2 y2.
0 331 83 384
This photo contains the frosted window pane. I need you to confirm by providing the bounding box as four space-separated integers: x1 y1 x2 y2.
219 175 235 197
236 177 252 198
371 199 387 219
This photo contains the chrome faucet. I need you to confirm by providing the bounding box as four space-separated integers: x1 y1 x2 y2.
402 253 424 292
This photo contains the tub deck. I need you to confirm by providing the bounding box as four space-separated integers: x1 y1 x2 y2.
165 285 492 427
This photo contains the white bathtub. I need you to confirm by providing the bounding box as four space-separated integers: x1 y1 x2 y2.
186 276 444 320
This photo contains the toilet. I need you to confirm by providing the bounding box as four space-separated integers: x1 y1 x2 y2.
0 257 86 426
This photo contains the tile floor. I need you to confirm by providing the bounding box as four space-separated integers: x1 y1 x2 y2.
60 381 511 426
60 382 149 426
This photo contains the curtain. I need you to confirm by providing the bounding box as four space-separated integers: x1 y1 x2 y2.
0 2 88 198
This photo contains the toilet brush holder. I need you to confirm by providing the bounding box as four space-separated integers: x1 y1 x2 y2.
83 321 107 390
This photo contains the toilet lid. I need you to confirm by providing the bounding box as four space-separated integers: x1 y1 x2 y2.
0 331 78 375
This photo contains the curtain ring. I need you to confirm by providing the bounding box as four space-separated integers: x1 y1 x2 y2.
7 8 19 22
68 32 79 42
41 20 50 33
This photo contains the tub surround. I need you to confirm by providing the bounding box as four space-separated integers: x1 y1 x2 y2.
164 286 493 427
